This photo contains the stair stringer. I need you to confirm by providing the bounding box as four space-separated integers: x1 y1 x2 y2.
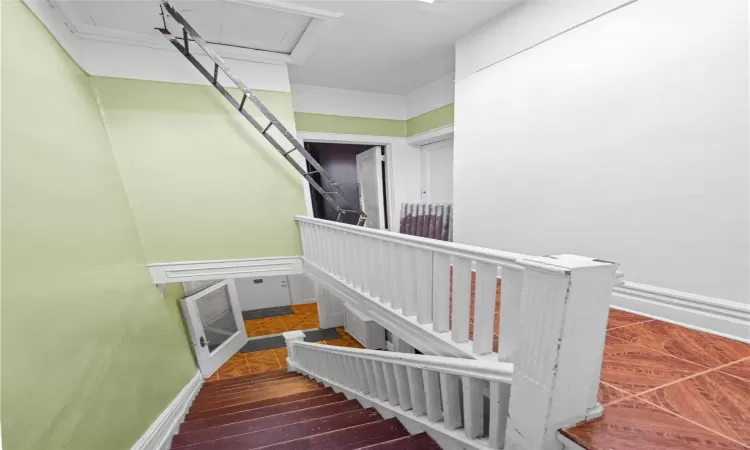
289 365 491 450
303 259 497 362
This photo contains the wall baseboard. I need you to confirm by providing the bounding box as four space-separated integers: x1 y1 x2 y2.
148 256 304 284
130 371 203 450
612 282 750 343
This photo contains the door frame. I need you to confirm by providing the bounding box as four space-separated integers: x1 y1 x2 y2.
298 132 396 231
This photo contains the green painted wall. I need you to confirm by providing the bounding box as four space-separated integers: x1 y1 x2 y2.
294 112 407 137
1 3 196 449
406 103 454 137
294 104 454 138
92 78 306 263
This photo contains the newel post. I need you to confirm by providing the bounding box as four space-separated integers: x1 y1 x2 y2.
282 330 305 372
504 255 618 450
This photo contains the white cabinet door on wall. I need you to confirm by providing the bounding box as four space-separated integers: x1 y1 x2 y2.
420 139 454 203
234 275 292 311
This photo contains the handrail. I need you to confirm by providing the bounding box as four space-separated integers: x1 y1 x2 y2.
293 341 514 384
295 215 530 268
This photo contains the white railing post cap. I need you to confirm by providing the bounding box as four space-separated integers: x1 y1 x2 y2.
283 330 306 341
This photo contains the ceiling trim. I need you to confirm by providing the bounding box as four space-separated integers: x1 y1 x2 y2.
48 0 340 65
226 0 343 20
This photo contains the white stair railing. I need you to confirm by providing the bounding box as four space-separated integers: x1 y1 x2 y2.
296 215 529 361
283 330 514 449
295 215 621 449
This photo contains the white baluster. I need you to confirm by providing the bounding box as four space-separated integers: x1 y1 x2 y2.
407 366 426 416
463 376 484 439
360 236 371 295
497 265 524 362
505 256 618 450
300 223 311 261
390 242 403 310
440 372 462 429
321 227 332 272
382 362 399 406
452 257 472 343
369 240 382 300
387 242 402 309
347 357 364 393
402 247 418 317
416 249 434 324
489 382 511 449
432 252 451 332
473 262 498 355
335 228 346 280
423 370 442 423
363 359 378 396
343 233 355 285
394 364 412 411
355 358 371 395
372 361 388 401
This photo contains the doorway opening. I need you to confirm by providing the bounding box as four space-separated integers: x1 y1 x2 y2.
304 142 389 229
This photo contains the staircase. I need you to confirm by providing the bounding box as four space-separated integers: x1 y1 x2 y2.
169 369 440 449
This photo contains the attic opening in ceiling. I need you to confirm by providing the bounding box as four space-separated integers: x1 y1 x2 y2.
62 0 318 55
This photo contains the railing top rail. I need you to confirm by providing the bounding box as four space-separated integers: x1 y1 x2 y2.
295 215 530 269
293 341 514 384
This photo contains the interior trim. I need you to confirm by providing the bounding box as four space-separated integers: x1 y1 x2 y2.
405 124 454 147
612 282 750 343
149 256 304 283
130 370 203 450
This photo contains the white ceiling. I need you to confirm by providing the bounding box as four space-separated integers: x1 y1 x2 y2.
286 0 521 94
56 0 521 95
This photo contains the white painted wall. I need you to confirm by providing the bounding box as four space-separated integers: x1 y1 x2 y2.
453 0 749 303
288 274 317 305
455 0 632 81
291 84 406 119
405 73 455 118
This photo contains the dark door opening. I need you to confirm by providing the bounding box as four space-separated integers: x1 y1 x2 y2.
305 142 388 229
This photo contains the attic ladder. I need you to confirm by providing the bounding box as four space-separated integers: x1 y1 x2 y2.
157 1 366 226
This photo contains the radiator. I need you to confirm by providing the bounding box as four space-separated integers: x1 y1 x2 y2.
399 203 453 241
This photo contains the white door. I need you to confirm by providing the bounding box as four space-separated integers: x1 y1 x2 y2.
180 279 248 378
356 146 385 229
420 139 454 203
234 275 292 310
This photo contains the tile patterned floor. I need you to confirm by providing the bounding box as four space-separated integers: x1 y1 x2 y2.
207 304 365 383
563 310 750 449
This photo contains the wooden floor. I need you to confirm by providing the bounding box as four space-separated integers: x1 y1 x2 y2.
207 304 365 382
562 309 750 449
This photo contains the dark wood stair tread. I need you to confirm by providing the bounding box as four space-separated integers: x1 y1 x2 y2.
203 370 289 387
256 417 408 450
356 432 441 449
193 375 309 405
189 380 322 412
199 373 302 396
184 388 334 421
172 408 382 450
172 400 362 448
181 393 348 433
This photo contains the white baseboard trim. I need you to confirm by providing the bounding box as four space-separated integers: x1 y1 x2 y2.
130 370 203 450
148 256 303 284
612 282 750 343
